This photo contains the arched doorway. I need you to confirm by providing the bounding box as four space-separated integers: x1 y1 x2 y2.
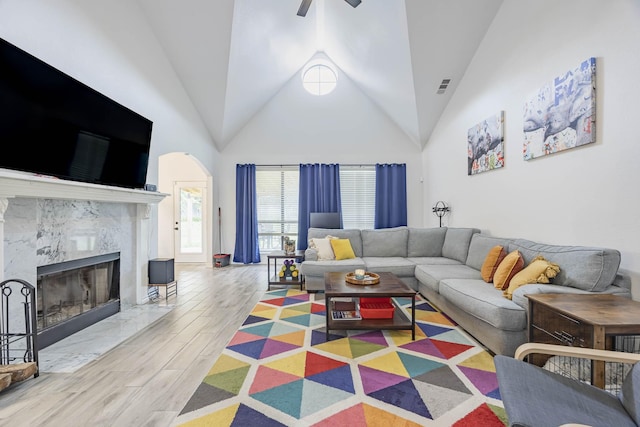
158 153 213 264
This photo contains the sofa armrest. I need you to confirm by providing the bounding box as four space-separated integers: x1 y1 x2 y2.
304 248 318 261
514 342 640 364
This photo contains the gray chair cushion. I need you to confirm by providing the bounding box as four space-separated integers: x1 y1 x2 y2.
407 227 447 257
442 228 480 263
465 234 513 270
438 279 526 331
495 355 636 427
361 227 408 257
508 239 621 292
362 257 416 277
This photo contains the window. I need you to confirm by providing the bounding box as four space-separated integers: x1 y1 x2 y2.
340 166 376 230
256 165 375 254
302 64 337 96
256 167 299 253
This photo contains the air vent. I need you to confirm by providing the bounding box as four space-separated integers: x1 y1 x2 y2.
436 78 451 94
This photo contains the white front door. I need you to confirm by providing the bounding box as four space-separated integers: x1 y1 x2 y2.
174 181 207 263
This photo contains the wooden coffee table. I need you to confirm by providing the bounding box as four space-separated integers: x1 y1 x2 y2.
324 271 417 341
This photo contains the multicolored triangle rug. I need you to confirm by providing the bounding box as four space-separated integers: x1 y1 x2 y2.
175 289 507 426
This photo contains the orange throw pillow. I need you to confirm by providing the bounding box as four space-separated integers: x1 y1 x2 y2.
481 245 507 283
493 250 525 290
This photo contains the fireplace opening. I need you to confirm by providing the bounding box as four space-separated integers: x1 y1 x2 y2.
36 253 120 350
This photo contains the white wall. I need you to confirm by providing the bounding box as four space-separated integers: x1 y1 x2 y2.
423 0 640 298
219 65 423 256
0 0 220 258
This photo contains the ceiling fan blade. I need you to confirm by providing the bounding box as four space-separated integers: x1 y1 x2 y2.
344 0 362 8
297 0 312 17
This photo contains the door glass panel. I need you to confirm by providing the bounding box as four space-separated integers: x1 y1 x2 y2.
180 187 203 254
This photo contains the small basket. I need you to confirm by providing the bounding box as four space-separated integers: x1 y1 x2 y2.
345 272 380 285
213 253 230 268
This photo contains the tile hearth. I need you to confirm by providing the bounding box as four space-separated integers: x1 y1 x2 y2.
38 301 174 373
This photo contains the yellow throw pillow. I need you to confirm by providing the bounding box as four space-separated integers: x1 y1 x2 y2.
481 245 507 283
493 250 524 290
504 255 560 300
330 239 356 260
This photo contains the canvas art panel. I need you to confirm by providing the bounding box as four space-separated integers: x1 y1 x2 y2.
523 57 596 160
467 111 504 175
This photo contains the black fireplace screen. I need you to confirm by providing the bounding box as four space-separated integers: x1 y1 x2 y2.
37 253 119 333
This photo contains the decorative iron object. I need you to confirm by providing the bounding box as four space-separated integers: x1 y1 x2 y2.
432 201 450 227
0 279 39 376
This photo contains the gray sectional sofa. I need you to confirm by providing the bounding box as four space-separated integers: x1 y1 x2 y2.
300 226 632 356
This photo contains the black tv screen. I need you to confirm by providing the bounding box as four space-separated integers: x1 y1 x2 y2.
0 37 152 189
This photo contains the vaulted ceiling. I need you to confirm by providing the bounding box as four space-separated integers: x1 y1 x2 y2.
137 0 503 151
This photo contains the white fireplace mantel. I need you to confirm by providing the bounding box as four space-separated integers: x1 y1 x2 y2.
0 168 168 305
0 169 167 204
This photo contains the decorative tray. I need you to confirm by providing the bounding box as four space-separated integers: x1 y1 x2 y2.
345 272 380 285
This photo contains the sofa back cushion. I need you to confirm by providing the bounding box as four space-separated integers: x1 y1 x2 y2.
508 239 621 292
407 227 447 257
307 228 363 257
442 228 480 263
466 234 514 271
362 227 408 257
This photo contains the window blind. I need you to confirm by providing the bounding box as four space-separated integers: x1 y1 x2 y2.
339 166 375 230
256 167 299 252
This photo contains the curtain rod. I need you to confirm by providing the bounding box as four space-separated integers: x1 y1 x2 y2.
253 164 377 167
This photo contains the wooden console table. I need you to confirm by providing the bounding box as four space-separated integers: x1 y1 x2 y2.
527 293 640 389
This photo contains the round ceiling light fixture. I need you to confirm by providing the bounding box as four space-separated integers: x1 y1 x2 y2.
301 60 337 96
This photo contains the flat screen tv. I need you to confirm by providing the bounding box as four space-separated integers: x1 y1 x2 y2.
0 37 152 189
309 212 342 229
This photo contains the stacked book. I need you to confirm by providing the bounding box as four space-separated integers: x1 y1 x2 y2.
331 299 361 320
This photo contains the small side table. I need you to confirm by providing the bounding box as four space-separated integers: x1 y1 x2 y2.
267 251 305 291
527 293 640 389
148 258 177 301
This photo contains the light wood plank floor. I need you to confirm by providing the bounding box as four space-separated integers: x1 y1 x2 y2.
0 263 276 427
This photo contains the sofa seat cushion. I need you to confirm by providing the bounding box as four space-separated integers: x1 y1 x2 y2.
408 257 463 266
414 264 481 294
299 258 366 276
361 257 416 277
439 279 527 331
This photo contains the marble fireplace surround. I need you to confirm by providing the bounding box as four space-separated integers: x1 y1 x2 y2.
0 169 167 309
